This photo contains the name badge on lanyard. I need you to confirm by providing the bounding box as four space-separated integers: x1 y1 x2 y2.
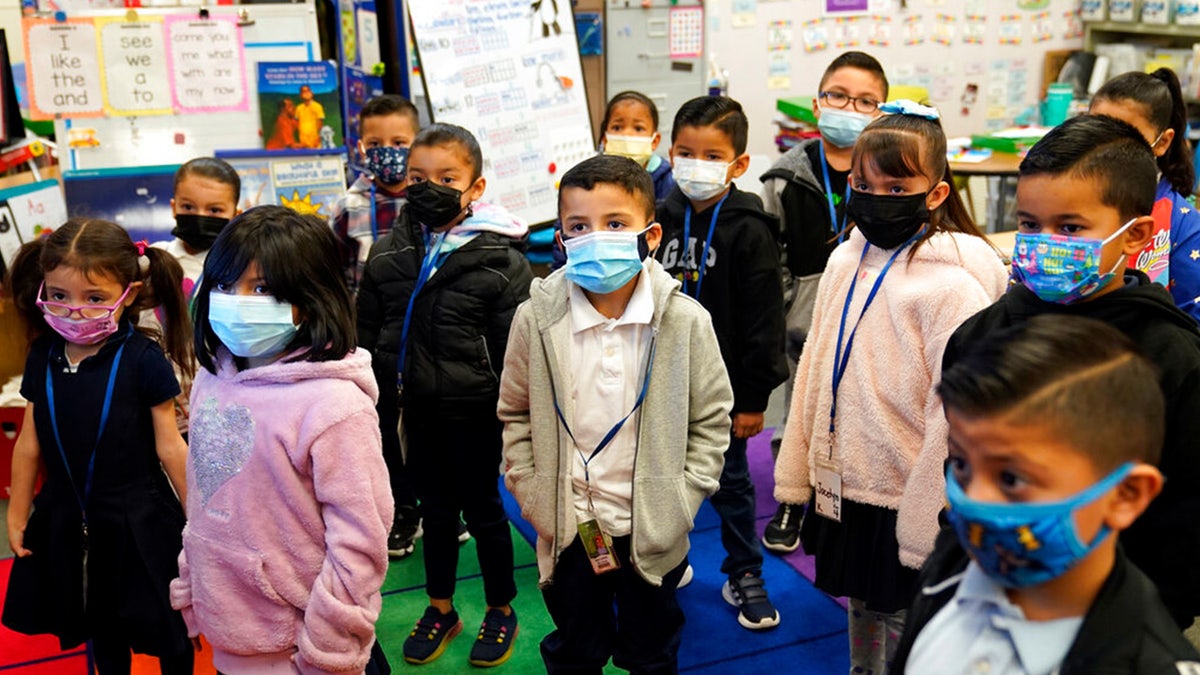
820 226 927 522
553 342 657 574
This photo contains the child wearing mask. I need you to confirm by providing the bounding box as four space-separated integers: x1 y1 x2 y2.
358 123 532 667
501 153 732 673
893 315 1200 674
331 94 421 292
758 51 888 552
655 95 790 631
943 113 1200 630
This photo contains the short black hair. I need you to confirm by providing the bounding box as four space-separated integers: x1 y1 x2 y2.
411 123 483 181
558 154 655 222
603 91 660 133
671 96 749 155
358 94 420 135
174 157 241 205
1019 114 1157 221
819 51 889 100
939 315 1164 469
194 205 356 373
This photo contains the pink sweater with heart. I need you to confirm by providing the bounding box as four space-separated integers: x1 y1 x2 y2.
169 348 392 675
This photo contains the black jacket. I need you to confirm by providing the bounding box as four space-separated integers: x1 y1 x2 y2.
943 272 1200 626
891 528 1200 674
655 184 788 413
759 138 846 278
357 207 532 425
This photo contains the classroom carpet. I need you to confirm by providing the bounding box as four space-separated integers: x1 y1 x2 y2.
0 430 850 673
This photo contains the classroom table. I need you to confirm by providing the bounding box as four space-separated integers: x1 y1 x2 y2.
949 151 1022 232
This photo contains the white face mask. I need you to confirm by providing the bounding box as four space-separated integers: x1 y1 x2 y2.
673 156 732 201
604 135 655 165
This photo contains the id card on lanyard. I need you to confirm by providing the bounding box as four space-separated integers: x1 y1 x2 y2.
45 329 129 608
552 341 657 574
820 227 926 521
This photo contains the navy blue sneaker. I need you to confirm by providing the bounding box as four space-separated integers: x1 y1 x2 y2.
403 606 462 664
468 607 518 667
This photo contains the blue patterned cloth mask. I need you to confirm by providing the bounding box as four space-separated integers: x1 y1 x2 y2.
364 146 409 185
208 292 298 359
945 462 1134 589
1011 218 1134 304
563 229 650 294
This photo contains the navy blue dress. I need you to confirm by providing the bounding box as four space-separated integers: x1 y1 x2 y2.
1 324 190 655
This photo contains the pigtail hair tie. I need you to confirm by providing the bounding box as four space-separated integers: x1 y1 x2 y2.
135 239 151 272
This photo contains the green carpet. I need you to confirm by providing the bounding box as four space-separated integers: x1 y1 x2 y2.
378 527 624 673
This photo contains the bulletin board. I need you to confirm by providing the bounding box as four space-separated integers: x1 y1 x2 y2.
706 0 1086 156
408 0 595 227
21 3 323 171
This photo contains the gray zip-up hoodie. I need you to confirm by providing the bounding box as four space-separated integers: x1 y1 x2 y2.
499 259 733 587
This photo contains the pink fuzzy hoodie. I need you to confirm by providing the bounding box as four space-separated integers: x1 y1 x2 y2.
170 348 392 675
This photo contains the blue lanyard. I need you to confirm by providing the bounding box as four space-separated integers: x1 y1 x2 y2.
680 192 730 299
553 341 656 486
819 142 851 244
829 227 927 442
369 181 378 241
397 232 445 393
45 330 128 536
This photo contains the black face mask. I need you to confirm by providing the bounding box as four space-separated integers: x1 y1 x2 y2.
846 190 930 249
171 214 230 251
407 181 467 230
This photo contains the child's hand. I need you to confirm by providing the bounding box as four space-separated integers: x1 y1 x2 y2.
732 412 765 439
8 527 31 557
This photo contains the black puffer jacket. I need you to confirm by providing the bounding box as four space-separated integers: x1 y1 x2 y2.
357 204 532 425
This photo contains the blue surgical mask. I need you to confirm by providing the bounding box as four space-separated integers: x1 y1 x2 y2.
363 146 409 185
818 107 873 148
945 462 1134 588
1011 218 1135 304
208 292 298 359
563 229 651 294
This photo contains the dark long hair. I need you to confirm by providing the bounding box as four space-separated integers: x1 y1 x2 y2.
4 218 193 375
1092 68 1195 196
850 113 986 259
193 205 356 373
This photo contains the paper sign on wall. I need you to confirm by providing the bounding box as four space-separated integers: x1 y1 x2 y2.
96 17 171 116
24 19 104 120
0 179 68 268
165 16 247 114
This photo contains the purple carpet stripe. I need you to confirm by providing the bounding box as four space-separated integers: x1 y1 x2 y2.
749 428 849 609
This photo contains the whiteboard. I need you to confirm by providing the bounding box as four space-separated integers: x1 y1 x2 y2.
408 0 594 227
49 3 321 171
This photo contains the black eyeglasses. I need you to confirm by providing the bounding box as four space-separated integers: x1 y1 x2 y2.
819 91 880 114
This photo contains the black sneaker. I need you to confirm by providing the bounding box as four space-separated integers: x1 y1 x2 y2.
722 573 781 630
762 503 802 554
457 517 471 544
389 505 422 559
468 607 518 667
403 606 463 664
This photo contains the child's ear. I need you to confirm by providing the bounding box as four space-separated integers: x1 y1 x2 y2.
729 153 751 180
650 132 662 152
1104 463 1163 531
356 140 367 160
926 180 952 212
1121 215 1156 258
467 175 487 202
125 280 144 307
644 221 663 254
169 198 177 218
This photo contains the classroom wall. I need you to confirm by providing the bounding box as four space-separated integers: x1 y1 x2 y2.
705 0 1085 157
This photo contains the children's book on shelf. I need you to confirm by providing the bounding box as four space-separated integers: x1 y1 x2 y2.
257 61 342 152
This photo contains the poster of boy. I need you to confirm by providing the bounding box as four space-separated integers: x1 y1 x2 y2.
257 61 343 150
